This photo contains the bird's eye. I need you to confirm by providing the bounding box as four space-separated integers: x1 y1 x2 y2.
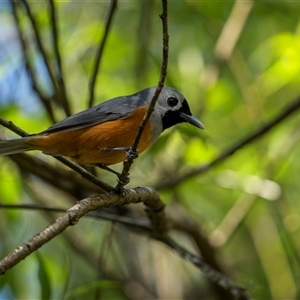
167 96 178 107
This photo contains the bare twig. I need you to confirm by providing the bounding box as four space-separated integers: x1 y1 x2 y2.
115 0 169 192
169 206 235 300
11 0 56 123
48 0 71 116
0 187 159 274
135 2 154 88
157 95 300 189
20 0 57 95
160 236 250 300
0 117 29 137
54 157 113 192
88 0 118 108
0 117 113 192
0 200 249 299
9 153 104 195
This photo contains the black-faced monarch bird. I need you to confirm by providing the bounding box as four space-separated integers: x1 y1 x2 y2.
0 87 204 170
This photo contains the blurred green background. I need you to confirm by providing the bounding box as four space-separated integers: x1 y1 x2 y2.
1 1 300 299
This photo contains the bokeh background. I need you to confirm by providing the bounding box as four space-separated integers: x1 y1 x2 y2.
1 1 300 299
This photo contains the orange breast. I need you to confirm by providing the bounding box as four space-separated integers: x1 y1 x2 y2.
26 106 153 165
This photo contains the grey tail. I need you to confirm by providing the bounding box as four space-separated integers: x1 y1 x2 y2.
0 137 32 156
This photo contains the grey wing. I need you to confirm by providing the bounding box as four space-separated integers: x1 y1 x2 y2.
42 95 138 134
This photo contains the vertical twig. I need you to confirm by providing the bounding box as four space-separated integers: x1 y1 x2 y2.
48 0 71 116
20 0 57 94
88 0 118 108
115 0 169 192
135 2 154 89
11 0 56 123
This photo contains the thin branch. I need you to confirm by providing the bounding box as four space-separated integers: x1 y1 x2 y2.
0 200 248 298
169 206 235 300
9 153 104 195
48 0 71 116
20 0 57 96
88 0 118 108
115 0 169 192
135 1 154 88
160 237 250 300
0 117 113 192
11 0 56 123
0 117 30 137
132 0 169 154
157 95 300 189
55 156 113 192
0 187 160 274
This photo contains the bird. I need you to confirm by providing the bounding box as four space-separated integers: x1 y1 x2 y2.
0 86 204 172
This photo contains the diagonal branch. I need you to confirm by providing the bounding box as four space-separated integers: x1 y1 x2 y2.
9 153 104 195
115 0 169 192
0 187 160 275
160 237 250 300
156 95 300 189
0 199 248 299
88 0 118 108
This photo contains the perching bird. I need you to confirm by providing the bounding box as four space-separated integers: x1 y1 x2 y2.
0 87 204 167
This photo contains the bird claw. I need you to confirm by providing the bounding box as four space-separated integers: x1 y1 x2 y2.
126 149 138 160
117 176 130 185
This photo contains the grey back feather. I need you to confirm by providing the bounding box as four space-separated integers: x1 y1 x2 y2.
42 88 156 134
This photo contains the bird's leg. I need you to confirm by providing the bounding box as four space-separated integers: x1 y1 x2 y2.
101 147 139 186
96 163 121 177
126 148 139 160
103 147 139 160
103 147 139 165
96 164 130 185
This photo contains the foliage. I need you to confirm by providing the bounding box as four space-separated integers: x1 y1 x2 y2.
1 1 300 299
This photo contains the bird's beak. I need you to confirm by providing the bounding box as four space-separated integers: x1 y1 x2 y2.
180 113 205 130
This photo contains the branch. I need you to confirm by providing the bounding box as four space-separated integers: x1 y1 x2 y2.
0 187 160 274
0 117 113 192
0 201 248 299
157 95 300 189
9 153 104 195
20 0 70 116
169 207 235 300
48 0 71 116
135 2 155 88
11 0 56 123
88 0 118 108
115 0 169 192
20 0 57 94
160 237 250 300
